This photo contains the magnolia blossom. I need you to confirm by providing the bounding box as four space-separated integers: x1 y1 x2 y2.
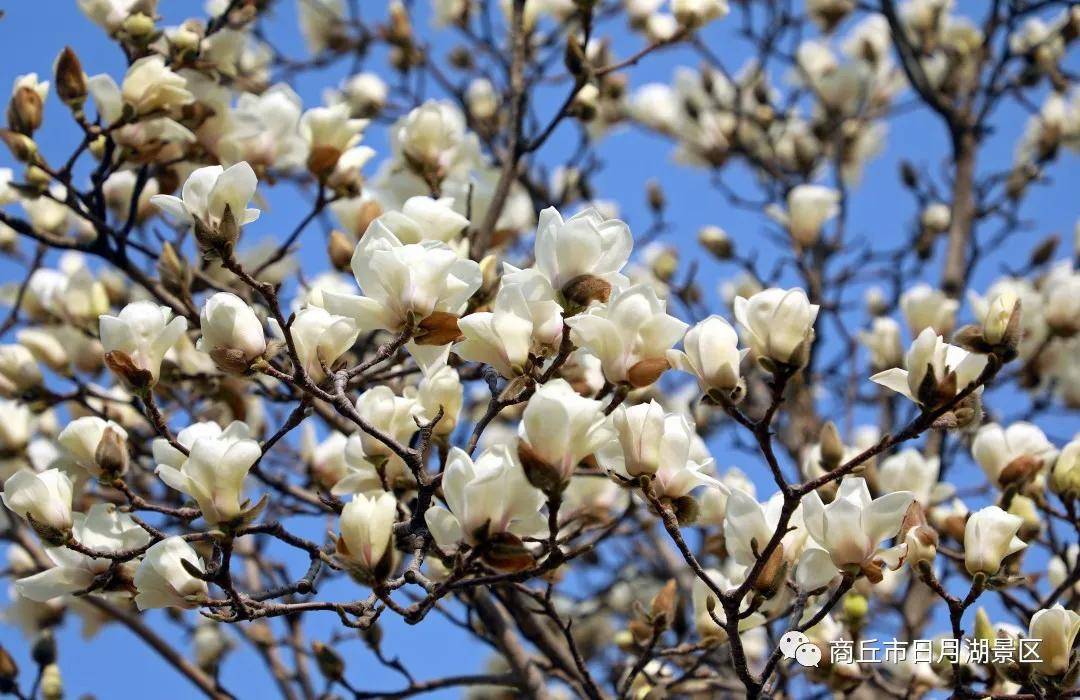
734 288 819 368
666 315 745 396
900 284 958 335
0 344 42 397
333 386 422 494
1051 438 1080 496
2 468 74 541
332 72 388 117
391 100 476 176
567 284 688 387
15 504 149 602
768 184 840 246
1029 604 1080 676
424 445 546 552
972 422 1057 488
724 489 808 570
57 416 128 478
876 449 948 506
150 163 261 238
322 218 481 373
517 379 611 489
534 206 633 297
672 0 729 28
197 292 267 372
802 477 914 581
859 317 903 370
455 266 564 378
963 505 1027 577
334 491 398 580
298 0 346 53
299 103 368 175
133 537 209 610
99 301 187 387
300 427 349 490
273 306 359 382
155 429 263 525
601 401 718 498
415 365 463 436
373 197 470 244
871 328 989 407
120 56 192 115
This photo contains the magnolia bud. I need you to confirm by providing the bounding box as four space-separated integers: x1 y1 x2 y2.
312 641 345 681
699 225 733 258
54 47 87 110
1 129 37 162
842 593 868 627
122 12 156 38
39 664 61 700
8 87 43 136
327 231 354 271
650 579 677 629
562 274 612 307
819 422 845 469
0 646 17 694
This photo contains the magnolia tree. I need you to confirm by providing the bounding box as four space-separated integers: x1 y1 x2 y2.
0 0 1078 698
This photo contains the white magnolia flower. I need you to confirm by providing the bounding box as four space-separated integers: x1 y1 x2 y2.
300 426 349 491
454 265 564 378
724 489 808 569
273 306 359 382
877 449 949 506
1051 439 1080 496
323 220 481 374
120 56 193 115
77 0 157 31
218 84 307 172
0 344 43 397
871 327 989 407
415 365 463 436
16 504 148 602
734 287 820 368
567 284 688 387
197 292 267 371
332 72 388 117
900 283 958 336
424 445 546 551
133 536 209 610
391 100 477 176
333 386 422 494
2 468 74 540
601 401 718 498
155 429 262 525
672 0 729 28
518 379 612 487
768 184 840 247
859 317 903 370
298 0 346 53
152 420 251 472
972 422 1057 488
667 315 745 395
334 491 398 579
0 399 33 454
963 505 1027 577
57 416 128 478
150 163 261 235
534 206 633 295
99 301 188 387
1028 605 1080 677
299 103 368 175
802 477 914 580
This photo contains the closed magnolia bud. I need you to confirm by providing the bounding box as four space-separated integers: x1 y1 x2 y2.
8 87 43 136
571 83 599 121
819 422 845 469
843 593 869 626
157 242 191 298
1028 604 1080 677
54 47 87 109
197 292 267 373
122 12 156 37
39 663 61 700
650 579 678 629
31 631 56 667
649 246 679 282
920 202 951 235
312 641 345 681
699 225 733 258
1 129 38 162
964 506 1027 577
646 180 665 212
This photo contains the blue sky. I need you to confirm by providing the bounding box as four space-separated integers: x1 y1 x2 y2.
0 0 1077 697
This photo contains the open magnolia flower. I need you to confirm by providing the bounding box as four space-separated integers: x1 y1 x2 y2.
566 284 688 387
424 445 546 566
323 215 482 374
272 305 359 382
534 206 633 302
134 536 209 610
155 428 263 526
724 490 809 590
16 504 149 602
801 477 915 582
517 378 612 491
150 163 261 249
871 327 989 412
99 301 188 388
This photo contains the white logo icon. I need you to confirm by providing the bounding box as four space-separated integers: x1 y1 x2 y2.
779 630 821 667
